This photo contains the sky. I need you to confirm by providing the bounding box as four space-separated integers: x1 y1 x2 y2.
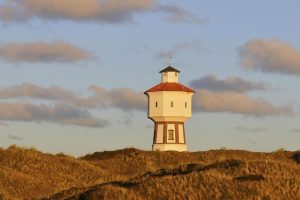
0 0 299 156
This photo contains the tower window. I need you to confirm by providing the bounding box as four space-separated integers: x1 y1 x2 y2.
171 101 174 107
168 129 174 140
185 102 187 108
175 72 177 76
155 101 158 107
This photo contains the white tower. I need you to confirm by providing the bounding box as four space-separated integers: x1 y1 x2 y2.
144 66 195 151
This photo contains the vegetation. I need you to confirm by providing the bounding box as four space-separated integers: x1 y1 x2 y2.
0 145 299 199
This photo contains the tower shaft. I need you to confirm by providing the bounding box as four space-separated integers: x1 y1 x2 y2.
152 121 187 151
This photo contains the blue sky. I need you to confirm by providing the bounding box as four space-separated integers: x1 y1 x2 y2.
0 0 299 156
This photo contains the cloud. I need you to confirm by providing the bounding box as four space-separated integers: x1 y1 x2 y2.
0 41 93 63
0 83 147 111
61 118 108 128
0 1 202 24
0 121 8 127
118 113 134 125
156 4 204 24
0 83 147 127
189 75 267 93
107 88 146 111
193 90 292 116
7 134 23 141
0 0 154 23
155 41 203 59
235 126 268 133
0 102 108 128
238 39 300 75
0 82 78 100
290 129 300 134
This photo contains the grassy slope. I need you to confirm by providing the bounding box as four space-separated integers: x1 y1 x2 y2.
0 146 299 200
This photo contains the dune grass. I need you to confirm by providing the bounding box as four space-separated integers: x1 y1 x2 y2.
0 145 299 199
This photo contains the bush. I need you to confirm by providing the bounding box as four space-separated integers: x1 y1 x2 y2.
292 152 300 164
234 174 265 182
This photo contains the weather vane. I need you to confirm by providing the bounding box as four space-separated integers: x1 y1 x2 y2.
168 56 173 66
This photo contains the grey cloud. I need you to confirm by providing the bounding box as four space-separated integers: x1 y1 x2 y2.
0 102 108 128
118 113 134 125
0 121 8 127
156 4 205 24
235 126 268 133
86 86 147 111
61 118 109 128
0 83 147 111
7 134 23 141
238 39 300 75
155 41 203 59
0 0 202 24
0 0 154 23
193 90 292 116
0 83 146 111
1 83 292 117
290 129 300 133
0 41 93 63
189 74 267 93
0 82 78 100
0 83 146 127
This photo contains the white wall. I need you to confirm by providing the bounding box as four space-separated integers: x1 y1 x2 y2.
153 144 187 151
156 124 164 143
178 124 184 143
161 72 179 83
148 91 194 122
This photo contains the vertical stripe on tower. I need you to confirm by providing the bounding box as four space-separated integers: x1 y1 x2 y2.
163 122 167 143
183 124 186 144
175 123 179 144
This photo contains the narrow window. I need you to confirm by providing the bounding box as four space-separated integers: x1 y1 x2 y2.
171 101 174 107
175 72 177 76
168 130 174 140
155 101 158 107
185 102 187 108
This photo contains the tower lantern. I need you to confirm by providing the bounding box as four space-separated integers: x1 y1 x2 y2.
144 65 195 151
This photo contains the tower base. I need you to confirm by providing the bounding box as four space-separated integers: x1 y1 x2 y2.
152 143 187 152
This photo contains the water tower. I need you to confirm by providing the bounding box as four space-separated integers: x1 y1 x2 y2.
144 66 195 151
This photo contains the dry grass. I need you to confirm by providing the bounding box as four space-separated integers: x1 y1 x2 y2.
0 145 299 199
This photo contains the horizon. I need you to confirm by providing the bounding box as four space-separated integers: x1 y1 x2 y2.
0 0 299 156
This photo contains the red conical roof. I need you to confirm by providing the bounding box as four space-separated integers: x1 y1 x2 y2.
145 82 195 93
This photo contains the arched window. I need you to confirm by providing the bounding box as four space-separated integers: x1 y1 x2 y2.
155 101 158 107
185 102 187 108
168 129 174 140
171 101 174 107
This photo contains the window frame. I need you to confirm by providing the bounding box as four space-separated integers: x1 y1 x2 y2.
168 129 174 140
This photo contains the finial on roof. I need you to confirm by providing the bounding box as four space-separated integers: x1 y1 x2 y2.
168 56 173 66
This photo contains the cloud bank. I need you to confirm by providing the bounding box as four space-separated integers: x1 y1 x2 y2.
189 75 267 93
0 121 8 127
193 90 292 116
0 83 146 128
156 4 204 24
0 102 108 128
155 41 203 59
0 0 153 23
239 39 300 75
0 41 93 63
0 83 146 111
7 134 23 141
0 81 292 127
235 126 267 133
0 0 202 24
